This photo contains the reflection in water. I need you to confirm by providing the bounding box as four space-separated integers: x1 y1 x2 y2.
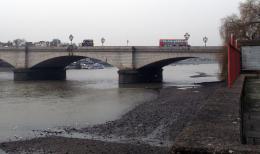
0 64 220 142
163 63 220 88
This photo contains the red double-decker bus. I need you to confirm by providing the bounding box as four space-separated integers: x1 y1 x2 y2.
159 39 188 47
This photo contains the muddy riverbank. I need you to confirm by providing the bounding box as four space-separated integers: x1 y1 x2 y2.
0 82 224 154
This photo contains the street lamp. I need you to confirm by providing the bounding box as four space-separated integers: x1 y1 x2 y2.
203 36 208 47
101 37 105 46
68 34 74 56
127 40 129 46
184 32 190 46
184 32 190 40
69 34 74 45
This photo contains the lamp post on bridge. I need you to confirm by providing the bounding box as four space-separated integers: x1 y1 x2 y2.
68 34 74 56
203 36 208 47
69 34 74 45
184 32 190 45
101 37 105 46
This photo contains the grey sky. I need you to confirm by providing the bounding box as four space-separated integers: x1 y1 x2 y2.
0 0 242 46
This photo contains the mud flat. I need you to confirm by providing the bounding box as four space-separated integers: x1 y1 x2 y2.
0 82 224 154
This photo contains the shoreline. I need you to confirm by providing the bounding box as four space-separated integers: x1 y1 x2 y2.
0 82 224 154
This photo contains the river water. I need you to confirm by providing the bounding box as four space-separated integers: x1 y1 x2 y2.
0 63 220 142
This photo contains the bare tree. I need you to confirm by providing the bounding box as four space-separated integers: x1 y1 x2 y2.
50 39 61 47
13 39 26 47
220 0 260 43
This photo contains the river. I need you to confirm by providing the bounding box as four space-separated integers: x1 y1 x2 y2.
0 63 220 142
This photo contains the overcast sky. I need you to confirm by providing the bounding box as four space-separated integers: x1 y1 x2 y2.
0 0 242 46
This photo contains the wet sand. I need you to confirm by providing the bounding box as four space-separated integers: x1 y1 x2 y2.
0 82 224 154
0 137 169 154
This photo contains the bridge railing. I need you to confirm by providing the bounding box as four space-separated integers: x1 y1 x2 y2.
228 34 241 88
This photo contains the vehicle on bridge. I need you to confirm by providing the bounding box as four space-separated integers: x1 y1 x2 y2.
82 39 94 47
159 39 189 47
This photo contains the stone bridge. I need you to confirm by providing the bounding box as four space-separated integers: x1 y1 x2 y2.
0 46 224 83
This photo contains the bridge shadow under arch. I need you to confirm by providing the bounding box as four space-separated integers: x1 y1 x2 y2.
137 57 194 71
13 55 218 83
13 56 115 81
118 57 214 84
0 59 15 70
30 56 113 70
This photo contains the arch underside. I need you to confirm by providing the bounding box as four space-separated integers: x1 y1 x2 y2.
30 56 112 70
30 56 217 71
138 57 194 70
0 59 15 69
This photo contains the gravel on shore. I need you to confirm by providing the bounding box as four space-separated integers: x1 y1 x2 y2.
0 136 169 154
0 82 224 154
70 82 223 145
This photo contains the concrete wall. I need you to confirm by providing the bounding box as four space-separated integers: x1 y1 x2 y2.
239 40 260 72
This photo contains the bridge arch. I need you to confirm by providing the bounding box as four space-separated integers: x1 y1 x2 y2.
0 59 15 69
119 56 220 84
14 55 116 81
137 57 194 70
27 48 132 70
134 52 222 70
30 56 113 70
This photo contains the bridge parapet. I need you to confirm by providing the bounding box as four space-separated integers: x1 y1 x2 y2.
0 46 225 53
77 46 133 52
19 46 133 52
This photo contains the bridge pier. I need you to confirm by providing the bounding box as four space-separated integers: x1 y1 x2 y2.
118 68 163 84
14 69 66 81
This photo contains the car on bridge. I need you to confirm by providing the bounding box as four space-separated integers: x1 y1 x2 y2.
82 39 94 47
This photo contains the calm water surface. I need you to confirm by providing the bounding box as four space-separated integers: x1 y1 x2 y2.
0 64 220 142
